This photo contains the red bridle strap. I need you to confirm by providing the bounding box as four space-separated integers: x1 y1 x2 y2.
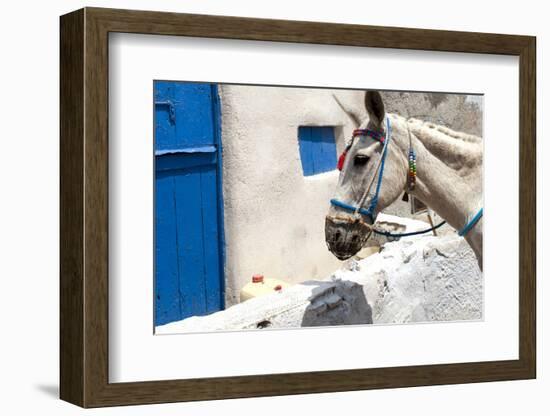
337 128 385 171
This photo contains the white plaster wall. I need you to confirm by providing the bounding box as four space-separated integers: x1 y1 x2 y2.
219 85 366 305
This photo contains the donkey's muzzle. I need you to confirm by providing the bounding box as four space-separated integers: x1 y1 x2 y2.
325 216 371 260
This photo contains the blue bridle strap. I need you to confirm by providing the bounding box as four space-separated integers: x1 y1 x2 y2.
458 208 483 236
368 119 391 214
330 198 373 220
330 118 392 222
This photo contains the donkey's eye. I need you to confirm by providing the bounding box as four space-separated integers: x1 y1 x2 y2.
354 154 370 166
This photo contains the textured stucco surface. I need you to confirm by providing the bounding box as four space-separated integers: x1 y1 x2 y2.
339 234 482 324
157 279 372 333
157 215 482 333
219 85 366 305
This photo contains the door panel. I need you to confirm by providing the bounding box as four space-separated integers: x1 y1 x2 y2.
154 82 216 151
155 173 181 325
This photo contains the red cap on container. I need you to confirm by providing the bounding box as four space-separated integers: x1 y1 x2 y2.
252 274 264 283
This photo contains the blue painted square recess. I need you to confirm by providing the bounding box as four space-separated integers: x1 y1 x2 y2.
298 126 337 176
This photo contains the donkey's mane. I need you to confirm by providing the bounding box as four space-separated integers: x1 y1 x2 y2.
391 114 482 175
406 117 481 144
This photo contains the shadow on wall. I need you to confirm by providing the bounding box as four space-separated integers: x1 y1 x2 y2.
300 279 373 327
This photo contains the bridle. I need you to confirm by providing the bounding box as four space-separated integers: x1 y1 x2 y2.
331 117 393 224
329 117 483 238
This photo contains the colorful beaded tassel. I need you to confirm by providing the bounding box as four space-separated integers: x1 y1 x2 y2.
408 149 417 191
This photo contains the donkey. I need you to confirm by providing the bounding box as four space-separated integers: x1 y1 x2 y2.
325 91 483 269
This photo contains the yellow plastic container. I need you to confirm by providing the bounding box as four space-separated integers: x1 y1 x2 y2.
240 274 291 302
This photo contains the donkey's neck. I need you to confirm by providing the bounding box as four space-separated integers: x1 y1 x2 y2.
392 116 483 232
412 142 481 231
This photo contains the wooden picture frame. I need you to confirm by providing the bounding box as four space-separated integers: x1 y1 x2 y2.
60 7 536 408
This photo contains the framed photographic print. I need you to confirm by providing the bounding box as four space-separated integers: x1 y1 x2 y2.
60 7 536 408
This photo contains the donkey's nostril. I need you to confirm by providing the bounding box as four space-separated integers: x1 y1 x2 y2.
351 234 359 244
335 231 341 241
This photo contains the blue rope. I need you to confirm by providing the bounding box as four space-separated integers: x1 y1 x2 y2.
330 198 447 237
373 220 447 237
458 208 483 236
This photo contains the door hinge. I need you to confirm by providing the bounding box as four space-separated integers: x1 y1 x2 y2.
155 100 176 124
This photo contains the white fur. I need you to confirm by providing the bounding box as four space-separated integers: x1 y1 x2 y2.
329 95 483 268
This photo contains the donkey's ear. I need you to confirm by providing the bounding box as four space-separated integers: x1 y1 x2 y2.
365 90 385 128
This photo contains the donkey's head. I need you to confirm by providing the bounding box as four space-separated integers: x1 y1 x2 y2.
325 91 408 260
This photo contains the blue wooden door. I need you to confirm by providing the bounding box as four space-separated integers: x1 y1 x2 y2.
154 81 224 326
